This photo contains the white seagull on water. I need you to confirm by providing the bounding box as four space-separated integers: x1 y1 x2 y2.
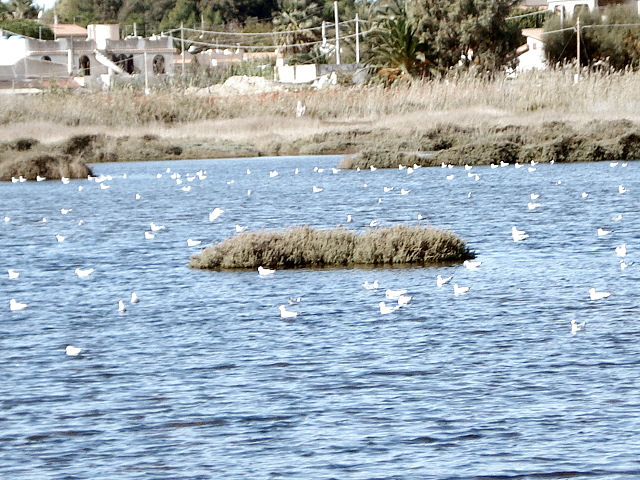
258 266 276 276
65 345 82 356
279 304 299 318
379 301 399 315
589 288 611 301
10 299 28 311
571 319 586 334
436 275 452 287
75 267 95 278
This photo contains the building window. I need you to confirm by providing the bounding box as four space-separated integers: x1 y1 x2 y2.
79 55 90 76
41 55 51 61
153 55 165 75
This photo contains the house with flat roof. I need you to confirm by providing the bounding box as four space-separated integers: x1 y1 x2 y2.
0 24 174 85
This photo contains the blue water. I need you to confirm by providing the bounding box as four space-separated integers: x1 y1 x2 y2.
1 156 639 479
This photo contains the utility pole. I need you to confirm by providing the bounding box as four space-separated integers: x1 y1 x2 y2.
181 22 185 77
144 51 149 95
576 16 580 83
355 13 360 64
334 1 340 65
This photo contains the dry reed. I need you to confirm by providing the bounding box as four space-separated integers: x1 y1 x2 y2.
189 225 474 270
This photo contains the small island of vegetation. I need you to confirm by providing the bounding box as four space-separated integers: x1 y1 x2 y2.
189 225 474 270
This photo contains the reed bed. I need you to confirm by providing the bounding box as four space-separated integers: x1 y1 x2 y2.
0 153 92 181
189 225 474 270
3 69 640 130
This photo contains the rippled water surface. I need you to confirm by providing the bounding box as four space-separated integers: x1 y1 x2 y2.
1 156 640 479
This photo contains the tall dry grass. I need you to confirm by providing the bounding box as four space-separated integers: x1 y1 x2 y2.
3 69 640 130
189 225 474 270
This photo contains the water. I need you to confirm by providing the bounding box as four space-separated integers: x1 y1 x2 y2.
1 156 639 479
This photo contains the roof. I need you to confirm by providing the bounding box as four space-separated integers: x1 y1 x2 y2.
49 24 88 38
522 28 545 42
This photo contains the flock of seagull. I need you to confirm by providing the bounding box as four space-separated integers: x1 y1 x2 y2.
3 155 636 353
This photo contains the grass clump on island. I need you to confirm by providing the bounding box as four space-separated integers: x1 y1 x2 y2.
189 225 474 270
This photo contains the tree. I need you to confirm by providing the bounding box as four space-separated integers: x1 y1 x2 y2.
55 0 96 25
0 18 54 38
8 0 38 19
272 0 321 56
366 0 429 76
160 0 198 30
411 0 521 73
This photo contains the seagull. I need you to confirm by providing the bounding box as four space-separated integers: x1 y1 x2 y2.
235 225 247 233
312 186 324 193
370 166 377 171
612 214 623 222
530 193 540 200
181 186 192 192
385 288 407 300
279 304 299 319
294 168 299 175
332 168 340 174
362 280 379 290
500 161 509 167
295 100 305 118
131 292 140 304
406 167 414 174
463 260 481 270
397 294 412 306
75 267 95 278
446 174 454 180
589 288 611 301
581 192 589 199
400 188 411 195
528 167 536 173
615 244 627 257
118 300 126 312
41 217 47 223
464 165 472 171
269 170 279 178
620 260 632 270
60 208 72 215
618 185 628 194
78 185 84 192
610 162 618 167
3 216 9 222
528 202 541 210
65 345 82 356
258 266 275 276
288 297 302 305
597 228 612 237
377 198 382 204
436 275 452 287
209 208 224 222
156 173 163 179
150 222 165 232
135 194 142 200
144 231 155 240
9 299 27 311
246 169 251 175
36 175 46 182
56 234 65 243
490 164 498 169
187 238 201 247
100 183 110 190
8 269 19 279
226 180 235 185
512 225 529 242
369 220 379 227
571 319 586 334
78 220 84 226
453 284 470 296
61 177 70 184
379 301 399 315
514 163 522 168
398 164 406 170
346 215 352 223
383 186 394 193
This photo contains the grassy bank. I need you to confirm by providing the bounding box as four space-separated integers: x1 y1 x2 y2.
4 69 640 168
189 225 474 270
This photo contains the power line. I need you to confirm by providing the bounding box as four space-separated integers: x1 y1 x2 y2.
506 10 550 21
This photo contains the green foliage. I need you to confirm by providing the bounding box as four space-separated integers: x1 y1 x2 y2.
543 6 640 70
366 0 429 76
190 225 474 269
509 6 551 29
0 18 53 39
160 0 199 30
6 0 38 19
272 0 321 55
412 0 521 74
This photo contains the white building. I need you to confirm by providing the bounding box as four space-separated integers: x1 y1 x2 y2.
547 0 640 17
0 24 174 84
517 28 547 71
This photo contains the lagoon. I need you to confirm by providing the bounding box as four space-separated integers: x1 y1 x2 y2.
1 155 639 479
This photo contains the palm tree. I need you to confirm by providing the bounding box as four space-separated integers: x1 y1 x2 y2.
272 0 322 56
9 0 38 19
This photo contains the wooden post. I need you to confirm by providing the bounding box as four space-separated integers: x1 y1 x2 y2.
576 17 580 83
144 51 149 95
181 22 185 77
355 13 360 64
334 1 340 65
